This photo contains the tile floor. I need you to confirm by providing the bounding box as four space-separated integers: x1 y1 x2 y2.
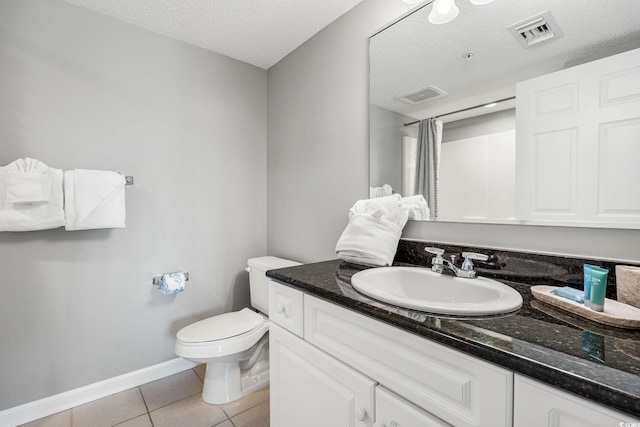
20 365 269 427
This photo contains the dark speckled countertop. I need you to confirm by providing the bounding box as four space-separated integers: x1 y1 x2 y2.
266 240 640 418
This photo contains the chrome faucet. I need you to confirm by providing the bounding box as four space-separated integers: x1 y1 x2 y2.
424 247 489 279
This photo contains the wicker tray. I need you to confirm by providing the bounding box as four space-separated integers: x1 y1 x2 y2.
531 285 640 329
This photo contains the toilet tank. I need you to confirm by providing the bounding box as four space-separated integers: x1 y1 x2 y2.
247 256 301 315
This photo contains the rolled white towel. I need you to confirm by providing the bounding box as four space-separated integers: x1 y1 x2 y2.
0 167 65 231
4 158 51 204
335 195 409 267
401 195 430 221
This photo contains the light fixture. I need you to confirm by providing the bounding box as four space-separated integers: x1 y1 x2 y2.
428 0 459 25
469 0 495 4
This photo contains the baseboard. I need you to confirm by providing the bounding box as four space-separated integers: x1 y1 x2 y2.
0 357 198 427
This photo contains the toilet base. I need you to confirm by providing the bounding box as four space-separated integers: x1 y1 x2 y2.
201 338 270 404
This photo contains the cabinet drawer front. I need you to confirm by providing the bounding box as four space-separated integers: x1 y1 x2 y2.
304 294 513 427
376 386 452 427
270 324 376 427
514 375 636 427
269 281 304 337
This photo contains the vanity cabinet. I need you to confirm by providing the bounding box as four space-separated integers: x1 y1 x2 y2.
513 375 631 427
268 280 512 427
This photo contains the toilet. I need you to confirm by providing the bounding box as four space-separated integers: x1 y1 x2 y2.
174 256 300 404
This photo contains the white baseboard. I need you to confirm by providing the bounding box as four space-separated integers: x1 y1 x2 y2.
0 358 198 427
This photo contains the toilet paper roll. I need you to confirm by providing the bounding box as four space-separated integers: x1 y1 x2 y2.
159 272 186 295
616 265 640 309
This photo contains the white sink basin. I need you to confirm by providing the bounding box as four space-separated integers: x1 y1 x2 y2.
351 266 523 315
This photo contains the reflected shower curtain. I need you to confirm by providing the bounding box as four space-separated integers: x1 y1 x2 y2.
414 118 443 218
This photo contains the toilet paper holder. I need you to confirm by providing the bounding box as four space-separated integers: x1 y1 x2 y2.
152 272 190 285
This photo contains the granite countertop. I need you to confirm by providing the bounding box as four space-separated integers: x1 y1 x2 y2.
266 257 640 418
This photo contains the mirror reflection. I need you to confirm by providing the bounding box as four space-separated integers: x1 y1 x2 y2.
369 0 640 227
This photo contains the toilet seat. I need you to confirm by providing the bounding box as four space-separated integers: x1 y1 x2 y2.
175 308 269 360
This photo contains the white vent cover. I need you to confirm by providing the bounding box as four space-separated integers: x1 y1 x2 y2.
396 85 447 105
508 11 563 48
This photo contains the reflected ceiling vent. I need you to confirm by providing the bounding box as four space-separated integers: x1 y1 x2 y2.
396 85 447 105
508 11 563 49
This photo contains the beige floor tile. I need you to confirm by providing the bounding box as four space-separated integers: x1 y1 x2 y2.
194 364 206 382
221 387 269 418
19 410 71 427
113 414 153 427
150 394 228 427
140 369 203 411
213 421 234 427
72 388 147 427
230 400 270 427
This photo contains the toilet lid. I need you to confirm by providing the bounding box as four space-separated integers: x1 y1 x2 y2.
177 308 266 343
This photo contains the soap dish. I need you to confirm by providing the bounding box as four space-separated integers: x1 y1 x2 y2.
531 285 640 329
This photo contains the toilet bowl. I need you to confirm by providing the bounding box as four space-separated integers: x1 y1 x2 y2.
174 256 300 404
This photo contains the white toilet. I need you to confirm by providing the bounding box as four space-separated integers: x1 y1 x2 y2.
175 256 300 404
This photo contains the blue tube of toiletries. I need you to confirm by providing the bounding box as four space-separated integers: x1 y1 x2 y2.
583 264 594 308
589 266 609 312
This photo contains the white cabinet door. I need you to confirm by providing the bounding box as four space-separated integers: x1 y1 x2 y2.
513 375 637 427
270 323 377 427
516 47 640 226
375 386 452 427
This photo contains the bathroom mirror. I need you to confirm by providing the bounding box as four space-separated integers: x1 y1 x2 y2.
370 0 640 228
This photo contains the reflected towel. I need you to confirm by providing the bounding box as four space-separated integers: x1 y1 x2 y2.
0 167 65 231
401 195 430 221
64 169 126 231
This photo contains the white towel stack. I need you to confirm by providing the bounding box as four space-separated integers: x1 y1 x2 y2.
335 194 409 267
0 159 65 231
400 195 430 221
64 169 126 231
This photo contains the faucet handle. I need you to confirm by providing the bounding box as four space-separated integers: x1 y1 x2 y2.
424 247 445 257
461 252 489 271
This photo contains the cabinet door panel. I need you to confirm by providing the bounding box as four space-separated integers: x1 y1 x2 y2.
270 324 376 427
376 386 452 427
514 375 636 427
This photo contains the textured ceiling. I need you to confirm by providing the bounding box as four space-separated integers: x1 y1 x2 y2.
370 0 640 121
64 0 364 69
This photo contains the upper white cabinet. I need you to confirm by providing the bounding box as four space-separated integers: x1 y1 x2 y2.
516 47 640 226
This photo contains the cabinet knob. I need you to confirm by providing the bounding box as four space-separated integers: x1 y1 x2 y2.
276 304 287 317
355 407 367 421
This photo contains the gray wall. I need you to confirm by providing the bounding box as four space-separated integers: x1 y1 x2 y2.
0 0 267 410
369 105 416 194
442 109 515 143
267 1 640 263
267 0 415 262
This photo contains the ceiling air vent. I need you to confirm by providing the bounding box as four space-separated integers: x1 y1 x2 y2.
508 11 563 49
396 85 447 105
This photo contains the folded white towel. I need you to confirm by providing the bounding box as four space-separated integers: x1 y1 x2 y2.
401 195 430 221
335 195 409 267
0 167 65 231
64 169 126 231
4 158 51 204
